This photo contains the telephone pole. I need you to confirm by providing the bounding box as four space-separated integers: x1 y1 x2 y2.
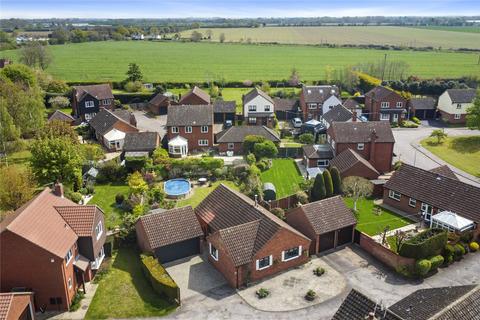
381 53 387 82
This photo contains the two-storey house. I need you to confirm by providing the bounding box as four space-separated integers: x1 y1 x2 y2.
437 89 476 124
178 86 211 105
364 86 407 123
72 84 115 121
242 88 275 128
299 85 342 121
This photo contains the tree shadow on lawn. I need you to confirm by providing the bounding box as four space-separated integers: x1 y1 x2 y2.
450 136 480 153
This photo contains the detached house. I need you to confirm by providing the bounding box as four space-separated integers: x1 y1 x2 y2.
216 125 280 155
242 88 275 127
437 89 476 124
72 84 115 121
364 86 407 123
166 104 214 157
0 185 106 312
299 85 341 121
178 86 211 105
327 121 395 173
195 184 311 288
89 109 138 151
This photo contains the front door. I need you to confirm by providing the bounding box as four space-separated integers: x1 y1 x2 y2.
393 113 399 122
421 203 433 222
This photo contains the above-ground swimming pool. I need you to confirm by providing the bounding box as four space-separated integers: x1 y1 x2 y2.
164 179 191 198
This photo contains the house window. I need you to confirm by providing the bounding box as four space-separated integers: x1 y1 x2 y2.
68 277 72 289
201 126 208 133
185 126 192 133
248 105 257 112
85 101 94 108
331 141 335 149
282 246 302 262
454 114 461 120
95 221 103 240
396 102 403 108
198 139 209 146
248 117 257 124
381 102 389 108
209 243 218 261
308 103 317 109
357 143 364 151
102 99 109 105
65 249 73 265
421 203 433 221
457 104 462 109
388 190 401 201
264 105 271 112
227 143 235 150
409 198 417 207
317 159 329 167
380 113 390 121
256 255 272 270
171 127 179 133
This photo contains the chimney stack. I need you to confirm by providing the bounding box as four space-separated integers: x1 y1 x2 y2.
369 128 378 165
54 181 64 198
254 194 258 207
352 111 357 122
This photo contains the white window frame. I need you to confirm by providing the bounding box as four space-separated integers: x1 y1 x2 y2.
380 113 390 121
396 102 403 108
65 249 73 265
308 103 317 110
201 125 208 133
68 277 72 289
185 126 192 133
84 113 95 121
95 221 103 240
102 99 109 105
454 114 461 120
388 190 401 201
456 104 462 109
171 127 179 133
248 105 257 112
408 198 417 207
248 117 256 124
256 255 273 270
264 105 271 112
85 101 94 108
281 246 302 262
209 243 218 261
381 102 389 109
317 159 329 167
198 139 209 146
357 143 364 151
227 143 235 150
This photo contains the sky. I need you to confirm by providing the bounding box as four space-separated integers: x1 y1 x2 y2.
1 0 479 19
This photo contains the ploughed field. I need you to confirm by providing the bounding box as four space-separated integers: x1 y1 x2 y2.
2 41 479 82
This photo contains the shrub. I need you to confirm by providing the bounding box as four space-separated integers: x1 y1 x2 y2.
329 166 342 195
270 207 285 221
79 187 88 195
411 116 421 125
443 244 455 263
124 80 143 92
469 241 479 252
299 133 314 145
69 291 85 312
243 135 266 154
245 153 256 165
305 289 317 301
86 184 95 195
454 243 466 261
398 229 447 259
323 170 334 197
152 148 169 164
256 160 268 171
66 191 82 203
313 267 325 277
115 193 125 205
429 255 444 271
140 254 179 303
393 161 403 170
415 259 431 277
97 160 126 183
295 191 309 205
253 140 278 159
460 231 473 243
256 288 270 299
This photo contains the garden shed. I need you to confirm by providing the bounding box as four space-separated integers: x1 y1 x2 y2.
430 211 475 232
263 183 277 201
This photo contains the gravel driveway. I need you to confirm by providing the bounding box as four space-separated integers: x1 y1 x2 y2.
132 110 167 137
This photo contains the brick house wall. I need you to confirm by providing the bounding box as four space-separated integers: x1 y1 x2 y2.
439 110 467 124
178 95 209 105
218 142 243 155
0 231 77 311
167 125 213 152
285 209 318 253
334 142 393 173
206 232 243 288
340 163 380 180
365 91 406 122
135 221 152 253
299 95 321 121
382 188 439 221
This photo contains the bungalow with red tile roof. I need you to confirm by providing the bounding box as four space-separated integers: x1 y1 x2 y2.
0 184 106 312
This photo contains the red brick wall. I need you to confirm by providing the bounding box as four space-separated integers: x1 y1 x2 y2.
135 221 151 253
335 142 393 173
112 121 138 133
382 188 440 221
340 163 380 180
206 233 241 288
365 91 406 122
167 125 214 152
0 231 77 311
439 110 466 124
286 208 318 254
218 142 243 155
179 95 209 105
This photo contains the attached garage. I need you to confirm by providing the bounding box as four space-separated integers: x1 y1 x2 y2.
286 196 357 255
213 101 236 124
409 97 437 120
136 206 204 263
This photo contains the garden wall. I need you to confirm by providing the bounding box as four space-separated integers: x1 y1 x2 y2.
277 147 303 159
357 231 415 270
261 194 298 210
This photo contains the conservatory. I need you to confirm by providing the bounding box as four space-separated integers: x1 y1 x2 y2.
430 211 475 233
168 135 188 157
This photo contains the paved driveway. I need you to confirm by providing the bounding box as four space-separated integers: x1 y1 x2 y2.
132 110 167 137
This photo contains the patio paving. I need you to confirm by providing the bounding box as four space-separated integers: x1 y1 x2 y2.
237 257 348 312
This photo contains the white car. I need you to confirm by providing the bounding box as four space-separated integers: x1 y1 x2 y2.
291 118 302 128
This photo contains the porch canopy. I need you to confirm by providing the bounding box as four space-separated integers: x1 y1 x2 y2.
431 211 475 232
168 135 188 156
104 128 126 142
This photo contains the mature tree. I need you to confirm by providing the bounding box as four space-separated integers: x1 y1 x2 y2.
430 129 447 144
0 102 20 151
205 29 213 39
19 42 52 70
323 169 334 198
260 82 271 94
466 90 480 130
116 25 130 36
299 133 314 144
48 96 70 110
128 171 148 195
219 33 226 43
190 31 203 42
243 135 266 154
0 166 36 211
30 137 84 184
311 173 326 201
289 67 301 86
1 64 37 88
70 29 88 43
342 176 373 211
50 28 70 44
37 120 78 143
46 79 69 94
152 147 169 164
330 166 342 195
125 63 143 82
81 143 105 162
253 141 278 159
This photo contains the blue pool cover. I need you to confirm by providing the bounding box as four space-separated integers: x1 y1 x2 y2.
164 179 191 196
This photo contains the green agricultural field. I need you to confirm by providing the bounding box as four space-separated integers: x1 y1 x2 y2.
2 41 479 82
180 26 480 49
411 26 480 34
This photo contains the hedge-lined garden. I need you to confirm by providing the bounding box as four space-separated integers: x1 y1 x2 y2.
140 255 180 304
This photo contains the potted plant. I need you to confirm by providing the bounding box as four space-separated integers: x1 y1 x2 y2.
305 289 316 301
313 267 325 277
256 288 270 299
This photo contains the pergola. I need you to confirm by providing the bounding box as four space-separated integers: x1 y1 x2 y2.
168 136 188 157
430 211 475 233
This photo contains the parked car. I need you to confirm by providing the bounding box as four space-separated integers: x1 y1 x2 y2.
224 120 233 128
291 117 303 128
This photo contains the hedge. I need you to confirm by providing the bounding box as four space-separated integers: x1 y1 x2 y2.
399 229 447 260
429 255 444 271
415 259 431 277
140 254 180 304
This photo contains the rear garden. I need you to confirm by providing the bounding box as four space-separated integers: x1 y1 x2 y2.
89 183 129 229
176 180 239 208
260 158 304 198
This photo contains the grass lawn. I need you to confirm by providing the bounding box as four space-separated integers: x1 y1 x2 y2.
85 246 176 319
2 149 32 170
260 159 303 198
89 183 129 229
176 180 239 208
420 136 480 177
343 197 413 236
2 41 478 82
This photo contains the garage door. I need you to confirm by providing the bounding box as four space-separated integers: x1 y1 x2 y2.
155 237 200 263
318 231 335 253
159 106 168 115
337 226 354 246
